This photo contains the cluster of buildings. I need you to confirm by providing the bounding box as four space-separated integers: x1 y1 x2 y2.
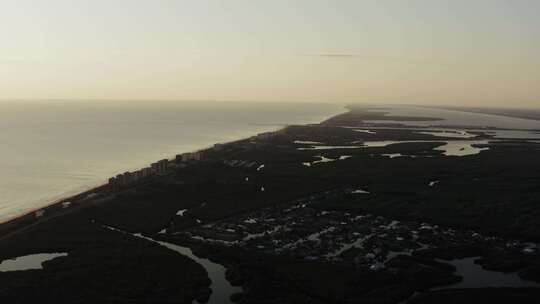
106 129 285 192
108 159 169 191
175 151 204 163
176 190 522 272
107 147 215 192
107 143 222 192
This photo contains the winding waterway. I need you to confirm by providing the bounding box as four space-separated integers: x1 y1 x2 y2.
434 257 539 289
102 225 242 304
298 140 491 157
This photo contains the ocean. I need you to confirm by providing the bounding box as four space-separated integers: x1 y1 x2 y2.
0 101 344 223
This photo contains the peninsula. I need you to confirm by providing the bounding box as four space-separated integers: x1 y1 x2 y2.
1 105 540 304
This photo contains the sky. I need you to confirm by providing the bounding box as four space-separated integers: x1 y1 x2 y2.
1 0 539 108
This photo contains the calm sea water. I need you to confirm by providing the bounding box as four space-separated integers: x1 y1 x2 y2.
0 101 344 223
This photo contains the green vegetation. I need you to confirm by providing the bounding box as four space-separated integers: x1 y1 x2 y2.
1 107 540 303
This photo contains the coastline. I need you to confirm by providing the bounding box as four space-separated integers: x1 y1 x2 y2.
2 104 540 303
0 105 347 236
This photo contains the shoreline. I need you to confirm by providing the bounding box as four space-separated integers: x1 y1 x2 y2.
4 103 540 231
3 103 540 303
4 103 539 229
0 106 347 237
0 184 109 239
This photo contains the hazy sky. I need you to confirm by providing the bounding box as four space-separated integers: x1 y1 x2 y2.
1 0 539 107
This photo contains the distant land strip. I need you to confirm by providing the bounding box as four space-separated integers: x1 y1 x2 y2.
430 106 540 122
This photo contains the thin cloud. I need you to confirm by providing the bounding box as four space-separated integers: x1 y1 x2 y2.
304 53 457 68
314 53 363 58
